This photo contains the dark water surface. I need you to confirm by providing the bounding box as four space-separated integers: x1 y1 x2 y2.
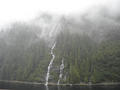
1 85 120 90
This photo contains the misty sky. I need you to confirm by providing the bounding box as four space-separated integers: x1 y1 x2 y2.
0 0 118 27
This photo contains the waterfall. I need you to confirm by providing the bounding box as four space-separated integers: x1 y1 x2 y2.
45 42 56 86
57 58 64 85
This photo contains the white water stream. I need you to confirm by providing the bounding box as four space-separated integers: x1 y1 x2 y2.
45 42 56 86
57 59 64 85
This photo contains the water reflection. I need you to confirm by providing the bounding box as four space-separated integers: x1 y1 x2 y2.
57 86 60 90
45 85 49 90
1 85 120 90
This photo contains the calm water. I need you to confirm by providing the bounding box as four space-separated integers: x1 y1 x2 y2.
1 85 120 90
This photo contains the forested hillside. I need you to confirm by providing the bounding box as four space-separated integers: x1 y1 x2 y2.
0 10 120 84
54 29 120 84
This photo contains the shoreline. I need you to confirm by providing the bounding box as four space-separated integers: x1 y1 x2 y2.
0 80 120 86
0 80 120 89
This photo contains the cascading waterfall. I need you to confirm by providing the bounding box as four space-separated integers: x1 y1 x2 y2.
57 58 64 85
45 42 56 86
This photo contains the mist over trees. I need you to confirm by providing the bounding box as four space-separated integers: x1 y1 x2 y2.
0 5 120 84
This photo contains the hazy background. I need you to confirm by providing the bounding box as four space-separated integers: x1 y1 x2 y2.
0 0 119 28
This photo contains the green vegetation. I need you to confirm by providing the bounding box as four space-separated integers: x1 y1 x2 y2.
0 24 51 83
54 29 120 84
0 17 120 84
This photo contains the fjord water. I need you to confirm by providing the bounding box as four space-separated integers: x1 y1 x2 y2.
44 85 120 90
2 85 120 90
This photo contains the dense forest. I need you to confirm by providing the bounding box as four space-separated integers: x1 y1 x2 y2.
0 8 120 84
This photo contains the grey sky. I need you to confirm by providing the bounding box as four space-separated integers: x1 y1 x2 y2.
0 0 118 27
